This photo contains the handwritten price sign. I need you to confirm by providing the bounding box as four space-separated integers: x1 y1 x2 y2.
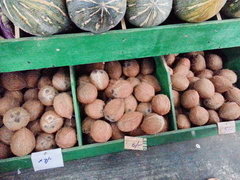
218 121 236 135
31 148 64 171
124 136 147 151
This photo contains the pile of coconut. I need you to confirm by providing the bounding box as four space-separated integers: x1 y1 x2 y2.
0 68 76 159
165 51 240 129
77 59 171 143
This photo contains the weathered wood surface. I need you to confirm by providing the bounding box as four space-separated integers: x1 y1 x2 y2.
1 133 240 180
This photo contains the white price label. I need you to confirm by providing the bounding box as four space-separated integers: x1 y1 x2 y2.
218 121 236 135
124 136 147 151
31 148 64 171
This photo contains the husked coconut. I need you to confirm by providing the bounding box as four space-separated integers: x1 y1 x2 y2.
90 120 112 143
171 74 189 91
177 58 191 69
140 59 155 75
141 75 161 92
105 61 122 79
127 77 141 88
22 100 44 121
136 103 152 115
123 60 140 77
187 71 194 78
173 65 189 76
77 83 98 104
35 133 56 151
124 95 138 113
172 90 180 107
206 54 223 71
177 114 191 129
164 54 175 66
208 110 220 124
55 127 77 148
4 90 23 104
27 120 42 136
226 87 240 105
82 117 95 134
216 69 237 84
189 106 209 126
193 78 215 98
104 99 124 122
85 99 105 119
111 80 133 98
38 76 52 89
0 126 14 145
24 88 38 101
111 123 124 140
0 96 20 116
52 69 70 91
211 76 233 93
196 69 213 79
151 95 171 115
219 102 240 120
1 72 26 91
38 86 58 106
181 90 200 109
134 82 155 102
117 112 143 132
191 54 206 72
25 70 41 88
203 93 225 110
104 79 117 98
53 93 73 119
90 70 109 90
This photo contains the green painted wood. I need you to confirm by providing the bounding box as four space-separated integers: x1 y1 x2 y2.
1 19 240 72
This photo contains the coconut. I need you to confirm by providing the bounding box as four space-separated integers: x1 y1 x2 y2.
53 93 73 119
40 110 64 133
90 70 109 90
171 74 189 91
90 120 112 143
219 102 240 120
24 88 38 101
1 72 26 91
141 59 155 75
181 90 200 109
124 95 138 113
134 82 155 102
4 91 23 104
27 120 42 136
55 127 77 148
206 54 223 71
38 76 52 89
173 65 189 76
64 118 76 128
104 99 124 122
189 106 209 126
226 87 240 105
187 71 194 78
203 93 225 110
193 78 215 98
141 75 161 92
127 77 141 88
111 80 133 98
38 86 58 106
85 99 105 119
25 70 41 88
164 54 175 66
191 54 206 72
211 76 233 93
117 112 143 132
105 61 122 80
111 123 124 140
136 103 152 115
0 96 20 116
78 75 91 87
3 107 30 131
196 69 213 79
141 113 166 134
35 133 56 151
22 100 44 121
177 58 191 69
128 127 145 136
208 110 220 124
216 69 237 84
172 90 180 107
122 60 140 77
82 117 95 134
77 83 98 104
0 126 14 145
151 95 170 115
104 79 117 98
52 69 70 91
10 128 36 157
177 114 191 129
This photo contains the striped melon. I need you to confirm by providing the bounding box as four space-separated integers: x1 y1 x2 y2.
126 0 173 27
222 0 240 18
67 0 126 33
173 0 227 23
0 0 71 36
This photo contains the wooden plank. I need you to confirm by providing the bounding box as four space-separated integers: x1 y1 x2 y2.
1 19 240 72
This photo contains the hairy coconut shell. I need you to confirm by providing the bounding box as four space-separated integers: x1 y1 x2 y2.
211 76 233 93
4 91 23 104
191 54 206 72
134 82 155 102
104 99 124 122
52 69 70 92
136 103 152 115
82 117 95 134
77 83 98 104
193 78 215 98
177 114 191 129
123 60 140 77
208 110 220 124
90 120 112 143
90 70 109 90
117 112 143 132
111 123 124 140
24 88 38 101
35 133 56 151
105 61 122 80
181 90 200 109
203 93 225 110
85 99 105 119
0 143 10 159
27 120 42 136
141 75 161 92
0 126 14 145
25 70 41 88
38 86 58 106
171 74 189 91
23 100 44 121
216 69 237 84
53 93 73 119
111 80 133 98
219 102 240 120
189 106 209 126
55 127 77 148
141 59 155 75
206 54 223 71
0 96 20 116
196 69 213 79
226 87 240 106
38 76 52 89
1 72 26 91
172 90 180 107
127 77 141 88
124 95 138 113
151 94 170 115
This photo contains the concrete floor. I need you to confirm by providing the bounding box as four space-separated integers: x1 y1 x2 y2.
1 133 240 180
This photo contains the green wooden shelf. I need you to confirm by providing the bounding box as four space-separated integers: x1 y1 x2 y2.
1 19 240 72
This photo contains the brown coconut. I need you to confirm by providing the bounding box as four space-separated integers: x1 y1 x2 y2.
177 114 191 129
134 82 155 102
141 113 166 134
171 74 189 91
216 69 237 84
52 69 70 91
193 78 215 98
123 60 140 77
38 76 52 89
105 61 122 79
90 120 112 143
40 110 64 133
3 107 30 131
191 54 206 72
27 120 42 136
35 133 56 151
128 127 145 136
141 75 161 92
177 58 191 69
85 99 105 119
24 88 38 101
64 118 76 128
127 77 141 88
25 70 41 88
196 69 213 79
141 59 155 75
0 96 20 116
78 75 91 87
181 90 200 109
1 72 26 91
90 70 109 90
10 128 36 157
55 127 77 148
173 65 189 76
104 79 117 98
219 102 240 120
136 103 152 115
208 110 220 124
53 93 73 119
151 94 171 115
104 99 124 122
172 90 180 107
22 100 44 121
206 54 223 71
77 83 98 104
164 54 175 66
124 95 138 113
189 106 209 126
211 75 233 93
203 93 225 110
82 117 95 134
0 126 14 145
117 112 143 132
4 90 23 104
0 143 10 159
38 86 58 106
226 87 240 105
111 123 124 140
111 80 133 98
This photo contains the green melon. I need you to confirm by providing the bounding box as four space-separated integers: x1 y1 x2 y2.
173 0 227 22
222 0 240 18
67 0 126 34
0 0 71 36
126 0 172 27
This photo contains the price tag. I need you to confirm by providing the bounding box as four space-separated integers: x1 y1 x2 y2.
124 136 147 151
217 121 236 135
31 148 64 171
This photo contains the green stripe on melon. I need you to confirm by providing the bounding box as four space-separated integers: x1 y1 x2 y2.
222 0 240 18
